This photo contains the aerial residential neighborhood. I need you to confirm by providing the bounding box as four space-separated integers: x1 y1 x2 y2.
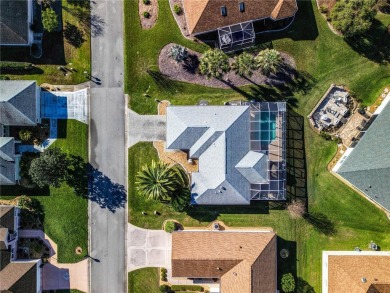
0 0 390 292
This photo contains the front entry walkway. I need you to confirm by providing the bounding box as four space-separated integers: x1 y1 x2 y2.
127 224 172 271
127 109 166 148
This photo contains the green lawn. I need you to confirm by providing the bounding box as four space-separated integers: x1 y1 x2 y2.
0 120 88 263
128 268 160 293
0 0 91 85
125 0 390 291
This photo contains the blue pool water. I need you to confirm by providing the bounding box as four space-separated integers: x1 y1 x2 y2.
251 112 277 143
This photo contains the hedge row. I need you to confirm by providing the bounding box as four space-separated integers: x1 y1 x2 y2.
171 285 204 292
0 61 33 70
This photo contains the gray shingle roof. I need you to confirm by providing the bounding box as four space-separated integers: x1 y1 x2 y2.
0 0 30 45
0 137 15 185
0 80 37 126
336 101 390 211
167 106 256 205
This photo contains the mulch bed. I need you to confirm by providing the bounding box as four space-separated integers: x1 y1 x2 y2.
159 43 296 89
139 0 158 29
169 0 192 39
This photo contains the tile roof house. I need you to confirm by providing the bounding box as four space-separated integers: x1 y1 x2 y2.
181 0 297 49
0 0 34 46
172 230 277 293
0 80 40 185
183 0 298 35
165 103 287 205
0 206 42 293
322 251 390 293
334 96 390 212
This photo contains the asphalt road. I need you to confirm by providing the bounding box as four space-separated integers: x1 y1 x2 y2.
89 0 127 292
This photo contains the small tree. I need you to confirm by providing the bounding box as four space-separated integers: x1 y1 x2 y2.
330 0 376 38
281 273 295 293
19 129 32 142
29 147 69 188
169 45 188 63
42 8 59 32
255 49 282 76
199 49 229 79
231 52 256 77
165 221 177 233
287 200 306 219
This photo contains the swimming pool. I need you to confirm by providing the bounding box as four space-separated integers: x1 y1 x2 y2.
250 112 277 143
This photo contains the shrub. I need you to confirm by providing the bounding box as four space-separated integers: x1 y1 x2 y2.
377 0 390 13
171 285 204 291
42 8 59 32
161 268 167 274
319 5 328 13
143 11 150 18
19 129 33 142
159 284 171 292
287 200 306 219
174 4 182 14
281 273 295 293
161 267 167 281
320 131 332 140
143 0 150 4
169 45 188 63
165 221 177 233
330 0 376 38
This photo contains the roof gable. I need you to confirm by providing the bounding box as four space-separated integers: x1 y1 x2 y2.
0 261 37 292
0 0 30 45
0 80 37 126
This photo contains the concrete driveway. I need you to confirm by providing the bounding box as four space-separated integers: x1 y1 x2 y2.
127 224 172 271
128 109 166 148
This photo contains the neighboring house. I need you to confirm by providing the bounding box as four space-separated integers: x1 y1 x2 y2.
165 102 286 205
322 251 390 293
171 230 277 293
333 95 390 212
0 0 34 46
0 80 40 185
182 0 298 49
0 205 42 293
0 137 21 185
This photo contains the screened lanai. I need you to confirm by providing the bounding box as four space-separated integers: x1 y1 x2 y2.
218 21 255 49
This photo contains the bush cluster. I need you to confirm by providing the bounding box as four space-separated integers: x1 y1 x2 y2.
161 267 167 281
171 285 204 292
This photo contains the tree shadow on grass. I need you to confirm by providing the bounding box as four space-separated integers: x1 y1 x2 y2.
64 21 85 48
147 70 183 94
296 277 316 293
304 212 337 236
277 237 297 289
88 165 127 213
345 19 390 64
62 6 105 37
66 155 89 198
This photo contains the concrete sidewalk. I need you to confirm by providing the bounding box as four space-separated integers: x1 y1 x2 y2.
127 224 172 271
19 230 88 292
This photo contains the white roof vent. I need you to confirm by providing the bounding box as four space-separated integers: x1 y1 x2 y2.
361 277 367 283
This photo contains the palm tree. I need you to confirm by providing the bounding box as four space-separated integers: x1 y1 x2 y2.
231 52 256 77
255 49 283 76
199 49 230 79
136 160 179 201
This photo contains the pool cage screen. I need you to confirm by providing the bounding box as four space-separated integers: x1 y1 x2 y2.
248 102 287 201
218 21 255 49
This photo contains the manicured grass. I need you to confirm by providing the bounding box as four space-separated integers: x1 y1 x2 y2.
0 120 88 263
0 1 90 85
125 0 390 291
128 268 160 293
